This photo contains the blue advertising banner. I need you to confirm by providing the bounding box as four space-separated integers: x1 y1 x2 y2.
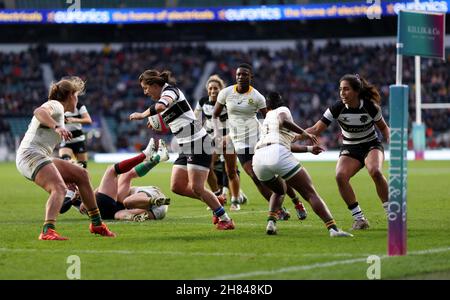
0 1 448 24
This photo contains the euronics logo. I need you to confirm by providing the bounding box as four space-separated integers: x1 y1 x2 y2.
0 1 449 24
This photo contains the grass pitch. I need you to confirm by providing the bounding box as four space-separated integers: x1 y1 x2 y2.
0 160 449 280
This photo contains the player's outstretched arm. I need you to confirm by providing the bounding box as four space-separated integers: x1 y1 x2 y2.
291 144 324 155
306 120 327 136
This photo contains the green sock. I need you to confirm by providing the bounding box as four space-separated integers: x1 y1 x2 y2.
88 208 102 226
134 156 160 177
43 222 55 233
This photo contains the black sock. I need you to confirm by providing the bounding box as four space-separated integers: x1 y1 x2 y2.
325 219 338 231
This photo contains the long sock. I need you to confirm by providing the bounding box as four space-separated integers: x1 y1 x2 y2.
114 153 146 174
382 202 389 214
267 211 278 222
213 206 230 221
88 208 102 226
348 202 365 220
134 156 160 177
43 220 56 233
324 219 338 231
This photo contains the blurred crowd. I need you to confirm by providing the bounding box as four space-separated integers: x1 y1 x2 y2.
211 40 450 149
1 41 449 153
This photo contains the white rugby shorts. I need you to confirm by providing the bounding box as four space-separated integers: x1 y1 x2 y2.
252 143 302 182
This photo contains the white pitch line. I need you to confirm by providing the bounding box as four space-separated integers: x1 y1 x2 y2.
205 257 369 280
206 246 450 280
2 246 450 262
0 247 373 258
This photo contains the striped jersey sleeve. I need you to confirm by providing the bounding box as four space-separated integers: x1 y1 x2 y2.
320 101 345 126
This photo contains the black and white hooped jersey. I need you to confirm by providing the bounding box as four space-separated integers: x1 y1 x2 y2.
320 99 382 145
159 83 207 145
195 96 228 135
62 103 88 145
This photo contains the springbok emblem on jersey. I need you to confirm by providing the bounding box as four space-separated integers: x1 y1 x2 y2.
360 115 368 123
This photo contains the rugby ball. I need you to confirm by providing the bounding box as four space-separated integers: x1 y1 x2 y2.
148 114 169 134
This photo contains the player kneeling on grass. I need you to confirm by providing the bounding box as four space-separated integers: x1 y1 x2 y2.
15 76 115 240
252 92 352 237
62 138 170 222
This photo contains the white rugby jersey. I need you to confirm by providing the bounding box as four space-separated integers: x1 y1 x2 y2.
321 99 382 145
62 103 88 145
19 100 65 155
256 106 296 150
217 85 266 150
159 84 206 145
195 96 228 135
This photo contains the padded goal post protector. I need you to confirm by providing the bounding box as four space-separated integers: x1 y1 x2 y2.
412 123 425 160
388 85 409 256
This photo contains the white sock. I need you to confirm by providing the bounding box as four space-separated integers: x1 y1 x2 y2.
219 212 230 221
65 189 75 200
231 196 238 204
350 205 365 220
